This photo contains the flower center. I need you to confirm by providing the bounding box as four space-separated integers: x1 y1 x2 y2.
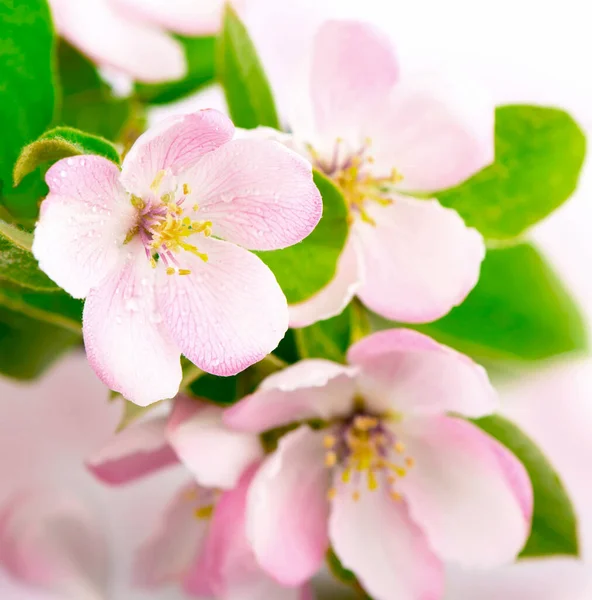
309 138 403 225
125 170 212 276
323 410 414 503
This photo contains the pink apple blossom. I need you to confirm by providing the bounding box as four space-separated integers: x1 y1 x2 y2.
251 19 490 327
49 0 245 82
33 109 322 406
88 395 309 599
224 329 533 600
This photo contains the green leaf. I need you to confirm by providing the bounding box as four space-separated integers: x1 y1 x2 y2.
136 36 216 104
439 105 586 240
0 0 56 215
371 243 586 364
217 4 280 129
0 282 81 332
190 372 240 406
14 126 120 186
257 171 349 304
0 219 59 291
56 39 131 142
474 414 579 557
295 305 352 363
0 304 79 379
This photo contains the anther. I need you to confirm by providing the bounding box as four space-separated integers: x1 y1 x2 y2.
327 488 337 501
323 435 337 449
405 457 415 468
150 170 166 191
390 491 402 502
394 441 406 454
178 269 192 276
325 452 337 467
166 267 175 276
183 183 191 195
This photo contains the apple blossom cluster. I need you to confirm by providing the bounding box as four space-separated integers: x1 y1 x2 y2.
0 0 589 599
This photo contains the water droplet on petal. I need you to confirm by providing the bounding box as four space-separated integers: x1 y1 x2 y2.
80 159 86 167
60 170 67 178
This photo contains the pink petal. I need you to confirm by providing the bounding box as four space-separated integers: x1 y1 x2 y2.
366 75 494 192
156 237 288 377
310 20 400 144
0 571 61 600
354 195 485 323
120 109 235 196
329 488 443 600
182 138 322 251
111 0 232 35
246 427 330 586
347 329 497 418
166 395 263 490
49 0 186 82
445 559 592 600
83 242 182 406
134 482 210 587
289 236 363 328
33 156 135 299
398 416 532 567
86 415 178 485
0 489 107 597
224 359 357 433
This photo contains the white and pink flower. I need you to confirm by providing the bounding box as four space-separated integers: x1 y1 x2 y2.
49 0 245 82
33 109 322 406
224 329 533 600
259 19 491 327
88 394 309 599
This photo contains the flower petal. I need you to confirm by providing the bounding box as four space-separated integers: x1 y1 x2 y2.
347 328 496 418
329 488 443 600
50 0 186 82
445 559 592 600
86 415 178 485
134 482 210 587
224 359 357 433
309 20 399 144
120 109 235 196
83 242 182 406
156 237 288 377
33 156 134 299
398 416 532 567
354 195 485 323
289 237 363 328
366 74 494 192
246 427 330 586
182 138 322 250
166 395 262 490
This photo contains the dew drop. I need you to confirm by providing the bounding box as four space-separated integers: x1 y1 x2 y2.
67 158 74 166
80 159 86 166
60 170 67 178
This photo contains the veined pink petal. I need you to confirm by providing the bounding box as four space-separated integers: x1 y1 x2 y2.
347 329 497 418
134 482 210 587
289 237 363 328
110 0 234 35
366 75 494 192
166 395 262 490
445 559 592 600
0 490 107 597
182 139 322 251
310 20 400 145
83 242 182 406
354 195 485 323
329 488 443 600
246 427 330 586
86 415 178 485
120 110 235 196
0 571 61 600
398 416 532 567
156 237 288 377
49 0 186 82
33 156 135 299
224 359 357 433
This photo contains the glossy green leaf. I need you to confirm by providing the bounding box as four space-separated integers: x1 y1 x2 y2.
0 0 56 217
372 243 586 364
0 304 79 379
14 126 120 186
56 39 131 142
0 219 59 291
136 36 216 104
257 171 349 304
190 372 240 406
217 4 280 129
439 105 586 240
295 305 352 364
474 414 579 557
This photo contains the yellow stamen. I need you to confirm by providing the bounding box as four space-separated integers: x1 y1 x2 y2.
325 452 337 467
390 491 402 502
183 183 191 195
194 505 214 520
327 487 337 501
166 267 175 276
394 441 406 454
178 269 192 276
323 435 337 449
405 457 415 468
150 169 166 191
